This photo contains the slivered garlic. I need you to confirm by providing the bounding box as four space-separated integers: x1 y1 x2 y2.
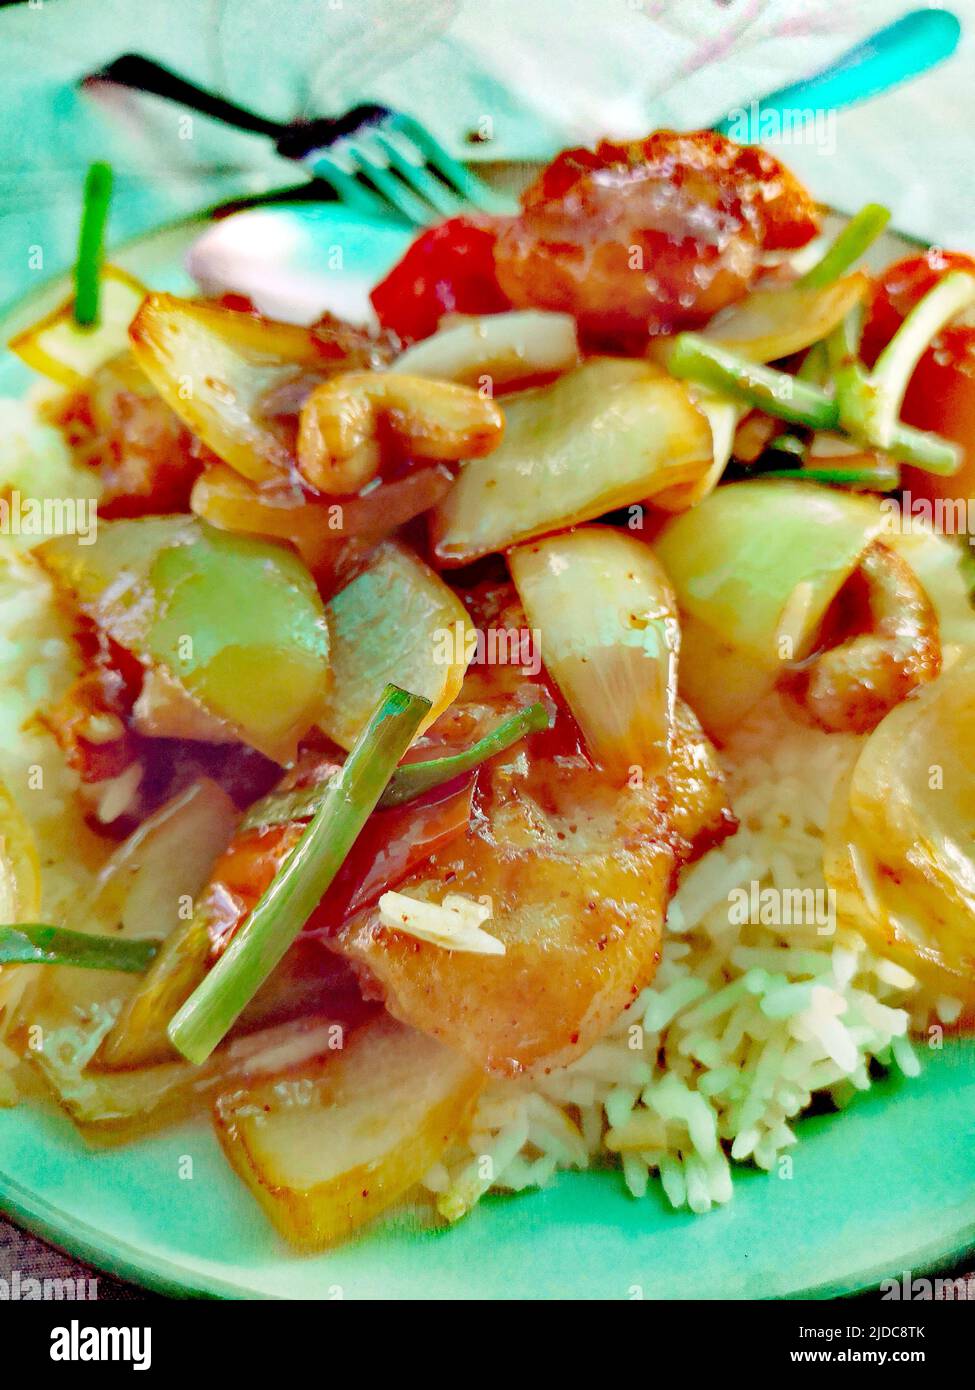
377 891 505 956
93 762 142 825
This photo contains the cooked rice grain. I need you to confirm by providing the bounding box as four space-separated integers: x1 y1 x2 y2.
427 696 951 1218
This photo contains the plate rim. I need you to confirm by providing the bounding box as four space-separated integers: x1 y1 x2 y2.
3 1153 974 1302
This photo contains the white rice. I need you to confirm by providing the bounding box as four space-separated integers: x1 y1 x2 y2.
426 697 951 1219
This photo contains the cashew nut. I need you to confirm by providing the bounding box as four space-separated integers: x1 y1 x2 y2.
296 371 504 495
800 539 941 733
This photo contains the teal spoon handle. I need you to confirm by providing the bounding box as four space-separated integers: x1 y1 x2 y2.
715 8 961 135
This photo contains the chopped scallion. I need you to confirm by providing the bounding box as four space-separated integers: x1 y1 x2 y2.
828 285 969 477
758 464 900 489
0 922 159 973
766 432 807 458
73 162 114 327
239 772 340 834
380 701 551 807
168 684 430 1065
797 204 890 290
870 269 975 445
240 701 551 832
666 334 839 430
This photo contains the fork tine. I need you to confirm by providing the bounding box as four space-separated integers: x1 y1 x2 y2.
304 146 391 219
372 128 467 222
348 134 433 226
389 114 518 216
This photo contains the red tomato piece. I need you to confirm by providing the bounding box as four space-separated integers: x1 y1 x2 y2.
863 250 975 510
369 216 510 342
205 777 475 959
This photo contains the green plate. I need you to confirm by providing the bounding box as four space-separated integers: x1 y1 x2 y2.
0 210 973 1300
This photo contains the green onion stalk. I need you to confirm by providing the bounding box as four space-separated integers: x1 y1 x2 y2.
759 463 900 490
797 204 891 290
73 162 113 328
669 273 968 483
0 922 159 973
241 700 551 832
378 701 551 806
827 272 975 476
666 334 839 431
168 685 430 1065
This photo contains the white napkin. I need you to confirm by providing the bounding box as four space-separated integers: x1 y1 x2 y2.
1 0 972 312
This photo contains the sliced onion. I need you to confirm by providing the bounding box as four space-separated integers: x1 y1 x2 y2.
652 389 740 512
825 654 975 1012
80 778 239 944
654 481 885 735
0 779 40 927
432 358 714 565
318 540 474 750
191 460 453 579
129 293 329 484
14 780 240 1077
394 310 578 389
131 667 239 744
0 778 42 1046
81 780 238 1069
695 273 869 364
509 526 678 777
213 1013 482 1248
35 1012 344 1142
8 266 147 389
39 515 332 764
887 525 975 651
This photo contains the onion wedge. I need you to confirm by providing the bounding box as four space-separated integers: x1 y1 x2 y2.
652 390 740 512
213 1013 482 1249
318 540 474 749
509 526 678 777
35 1013 348 1144
431 358 713 564
8 265 146 389
95 780 240 1069
190 461 453 580
825 654 975 1013
39 516 331 763
129 293 330 484
887 525 975 651
393 310 579 389
0 778 42 1052
694 273 869 364
654 481 885 735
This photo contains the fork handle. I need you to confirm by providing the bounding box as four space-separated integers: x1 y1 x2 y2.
86 54 395 162
714 8 960 133
86 54 287 139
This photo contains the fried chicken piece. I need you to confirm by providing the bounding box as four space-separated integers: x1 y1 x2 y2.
329 663 734 1078
494 129 819 346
